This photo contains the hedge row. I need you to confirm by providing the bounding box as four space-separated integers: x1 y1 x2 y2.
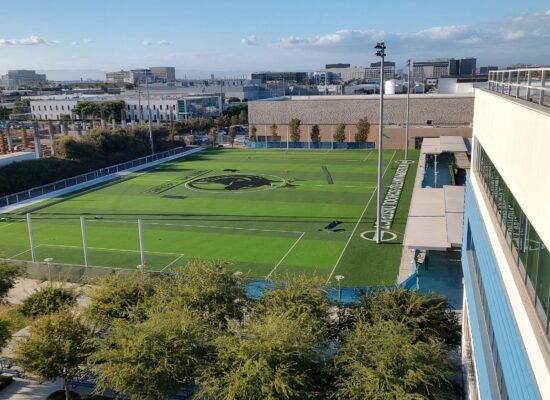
0 127 179 197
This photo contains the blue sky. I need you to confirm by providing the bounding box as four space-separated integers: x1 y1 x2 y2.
1 0 549 78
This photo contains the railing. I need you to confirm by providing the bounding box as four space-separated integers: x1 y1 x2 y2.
0 146 189 208
488 68 550 107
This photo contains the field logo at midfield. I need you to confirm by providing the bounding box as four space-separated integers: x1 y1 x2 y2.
186 174 285 193
361 159 412 242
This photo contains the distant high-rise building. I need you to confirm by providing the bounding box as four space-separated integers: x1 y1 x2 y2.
149 66 176 82
250 72 309 84
370 61 396 68
479 66 498 75
411 59 458 81
325 63 351 69
459 58 477 76
0 70 47 89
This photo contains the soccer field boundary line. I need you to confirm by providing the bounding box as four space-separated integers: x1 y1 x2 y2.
266 231 306 279
363 151 374 162
8 248 32 260
87 219 304 234
326 150 397 284
37 243 184 256
0 222 16 230
160 254 185 272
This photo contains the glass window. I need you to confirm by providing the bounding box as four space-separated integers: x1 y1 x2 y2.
526 224 540 298
536 244 550 315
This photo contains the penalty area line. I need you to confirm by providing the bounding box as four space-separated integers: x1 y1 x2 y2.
160 254 185 272
266 232 306 279
326 150 396 284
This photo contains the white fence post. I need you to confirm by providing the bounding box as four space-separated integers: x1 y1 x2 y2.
138 219 146 268
26 213 37 262
80 216 89 267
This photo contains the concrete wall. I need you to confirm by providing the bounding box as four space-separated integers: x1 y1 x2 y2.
249 94 474 126
472 89 550 245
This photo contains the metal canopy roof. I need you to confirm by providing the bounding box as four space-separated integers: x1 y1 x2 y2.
421 136 468 155
403 185 465 251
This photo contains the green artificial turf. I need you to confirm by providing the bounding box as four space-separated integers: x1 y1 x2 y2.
0 148 418 286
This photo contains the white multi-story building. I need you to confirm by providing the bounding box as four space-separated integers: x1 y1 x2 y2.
461 69 550 399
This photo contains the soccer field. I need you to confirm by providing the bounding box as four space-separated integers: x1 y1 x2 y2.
0 148 418 286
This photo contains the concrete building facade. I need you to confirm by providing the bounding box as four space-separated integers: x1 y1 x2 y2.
461 86 550 398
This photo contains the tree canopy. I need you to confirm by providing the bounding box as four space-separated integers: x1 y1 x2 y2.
289 118 301 143
310 125 321 143
355 117 370 143
334 124 346 142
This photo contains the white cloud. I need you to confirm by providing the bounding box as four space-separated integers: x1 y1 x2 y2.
0 35 57 46
82 38 93 44
71 41 79 46
157 40 172 46
142 41 153 46
241 35 259 45
504 31 527 41
416 25 469 40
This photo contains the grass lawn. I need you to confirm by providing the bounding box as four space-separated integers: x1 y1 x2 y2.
0 148 418 286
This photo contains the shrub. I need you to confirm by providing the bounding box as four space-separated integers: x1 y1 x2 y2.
20 286 76 317
0 375 14 391
0 262 21 302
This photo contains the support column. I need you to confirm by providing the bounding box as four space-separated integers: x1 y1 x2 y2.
60 120 67 136
33 121 42 158
48 120 56 156
5 123 13 152
121 110 127 129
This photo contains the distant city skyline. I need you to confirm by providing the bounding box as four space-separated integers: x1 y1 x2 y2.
0 0 549 80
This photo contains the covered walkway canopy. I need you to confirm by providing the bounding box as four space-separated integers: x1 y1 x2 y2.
421 136 468 155
403 185 465 251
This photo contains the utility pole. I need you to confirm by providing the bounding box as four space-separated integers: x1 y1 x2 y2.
375 42 386 244
405 60 411 161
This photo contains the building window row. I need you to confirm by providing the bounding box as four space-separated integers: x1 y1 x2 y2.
467 236 508 399
475 142 550 339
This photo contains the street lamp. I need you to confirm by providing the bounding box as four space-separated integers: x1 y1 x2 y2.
374 42 386 244
405 60 412 161
335 275 344 303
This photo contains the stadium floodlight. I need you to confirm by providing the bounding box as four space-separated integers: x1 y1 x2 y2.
335 275 345 303
375 42 386 244
44 258 53 281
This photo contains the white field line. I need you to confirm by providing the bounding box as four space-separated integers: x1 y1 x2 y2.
160 254 185 272
8 248 31 260
37 243 183 256
326 150 397 283
0 222 16 230
266 232 306 279
87 219 303 234
295 184 377 189
363 151 374 162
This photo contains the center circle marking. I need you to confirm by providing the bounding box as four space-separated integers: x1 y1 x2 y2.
360 230 398 242
186 173 286 193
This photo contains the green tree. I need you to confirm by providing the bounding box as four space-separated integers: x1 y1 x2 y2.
289 118 301 142
358 288 460 347
71 101 101 119
310 124 321 143
230 115 239 126
92 306 210 400
355 117 370 143
217 115 230 129
249 125 257 142
199 309 329 400
270 124 278 142
228 126 237 147
20 286 76 318
0 262 21 303
227 97 240 104
84 272 157 329
334 124 346 142
334 320 454 400
0 318 11 350
209 127 217 147
16 310 95 400
0 106 10 120
238 110 248 125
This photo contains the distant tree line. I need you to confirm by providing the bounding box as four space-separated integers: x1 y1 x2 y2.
0 127 176 196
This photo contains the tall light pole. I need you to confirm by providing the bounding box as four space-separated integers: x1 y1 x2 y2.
145 69 155 154
405 60 411 161
375 42 386 244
